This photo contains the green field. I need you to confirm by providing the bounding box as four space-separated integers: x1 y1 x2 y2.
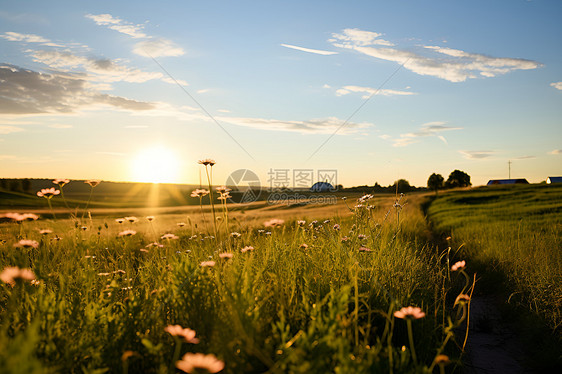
427 183 562 333
0 188 473 373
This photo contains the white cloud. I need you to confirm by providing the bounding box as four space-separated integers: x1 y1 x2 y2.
217 109 231 113
392 121 462 147
48 124 73 129
281 44 338 55
335 85 416 99
459 150 495 159
322 84 331 89
0 125 24 134
378 134 391 140
196 88 211 94
133 38 185 58
161 76 189 86
85 14 147 38
330 29 541 82
550 82 562 90
549 149 562 155
217 115 372 134
31 50 163 83
1 31 49 43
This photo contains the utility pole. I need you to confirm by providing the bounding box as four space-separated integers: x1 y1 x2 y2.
508 160 512 179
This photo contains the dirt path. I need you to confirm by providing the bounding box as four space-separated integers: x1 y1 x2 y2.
461 295 535 374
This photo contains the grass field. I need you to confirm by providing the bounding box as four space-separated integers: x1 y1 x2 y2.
0 188 472 373
427 183 562 334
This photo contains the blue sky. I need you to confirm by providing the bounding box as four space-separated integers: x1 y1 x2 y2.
0 0 560 187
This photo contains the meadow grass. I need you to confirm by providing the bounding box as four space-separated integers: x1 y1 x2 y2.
0 188 470 373
427 183 562 334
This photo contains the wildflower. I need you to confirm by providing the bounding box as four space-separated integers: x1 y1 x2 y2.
177 222 186 227
241 246 254 253
341 236 350 243
140 248 149 253
39 229 53 235
451 260 466 272
198 159 216 166
146 216 155 222
14 239 39 249
118 230 137 237
300 243 308 249
200 261 216 267
5 213 39 222
230 232 241 238
1 266 36 287
454 294 471 306
342 196 347 200
125 216 138 223
36 188 60 198
164 325 200 344
191 188 210 198
393 306 426 320
97 272 111 276
52 178 70 186
161 233 179 240
358 234 367 240
359 246 372 252
147 242 164 247
115 218 125 224
175 353 224 373
333 224 341 231
51 236 62 242
323 219 330 224
219 252 234 259
217 193 231 200
434 354 450 365
85 179 101 187
30 279 41 286
122 351 135 361
216 186 231 194
297 220 306 227
80 226 88 231
264 218 284 228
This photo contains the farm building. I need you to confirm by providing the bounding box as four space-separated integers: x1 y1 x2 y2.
310 181 334 192
487 179 529 185
546 176 562 184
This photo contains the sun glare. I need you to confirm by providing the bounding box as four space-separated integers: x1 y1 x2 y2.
131 147 180 184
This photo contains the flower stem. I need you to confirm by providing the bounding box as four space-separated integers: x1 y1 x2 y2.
406 319 418 365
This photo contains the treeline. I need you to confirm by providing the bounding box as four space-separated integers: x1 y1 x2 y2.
0 179 33 193
341 179 427 194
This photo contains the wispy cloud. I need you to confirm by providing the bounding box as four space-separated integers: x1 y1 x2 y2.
330 28 541 82
1 31 63 47
549 149 562 155
85 14 147 38
133 38 185 58
514 155 535 160
335 85 416 99
0 125 24 134
281 43 338 56
31 50 163 83
459 150 495 159
550 82 562 90
217 115 371 134
392 121 462 147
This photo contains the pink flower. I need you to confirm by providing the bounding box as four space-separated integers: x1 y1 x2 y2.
36 188 60 198
85 179 101 187
217 193 231 200
190 188 210 198
451 260 466 272
161 233 179 240
176 353 224 373
52 178 70 186
358 246 372 252
215 186 231 194
146 216 155 222
297 220 306 227
264 219 284 228
0 213 39 222
118 230 137 237
115 218 125 224
454 294 471 306
125 216 138 223
14 239 39 249
198 159 216 166
230 232 241 238
1 266 36 287
393 306 426 320
146 242 164 248
200 261 216 267
164 325 200 344
219 252 234 259
241 246 254 253
177 222 186 227
39 229 53 235
299 243 308 249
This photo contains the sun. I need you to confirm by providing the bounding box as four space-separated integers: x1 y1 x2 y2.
131 146 180 184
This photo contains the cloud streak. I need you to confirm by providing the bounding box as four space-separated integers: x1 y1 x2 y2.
551 82 562 90
459 150 495 159
330 28 541 82
392 122 462 147
335 85 416 99
281 44 338 55
85 14 147 38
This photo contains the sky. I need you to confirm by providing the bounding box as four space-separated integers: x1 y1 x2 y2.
0 0 561 188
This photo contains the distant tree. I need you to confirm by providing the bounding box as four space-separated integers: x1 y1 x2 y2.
392 179 412 193
335 184 343 191
9 179 22 192
0 179 6 190
445 170 471 188
427 173 444 195
21 179 32 193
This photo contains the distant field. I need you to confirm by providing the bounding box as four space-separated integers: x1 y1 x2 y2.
427 183 562 332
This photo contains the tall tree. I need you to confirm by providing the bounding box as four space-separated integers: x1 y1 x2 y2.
427 173 444 194
445 170 471 188
393 179 412 193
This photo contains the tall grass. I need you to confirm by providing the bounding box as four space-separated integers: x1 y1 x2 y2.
0 191 469 373
427 183 562 333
